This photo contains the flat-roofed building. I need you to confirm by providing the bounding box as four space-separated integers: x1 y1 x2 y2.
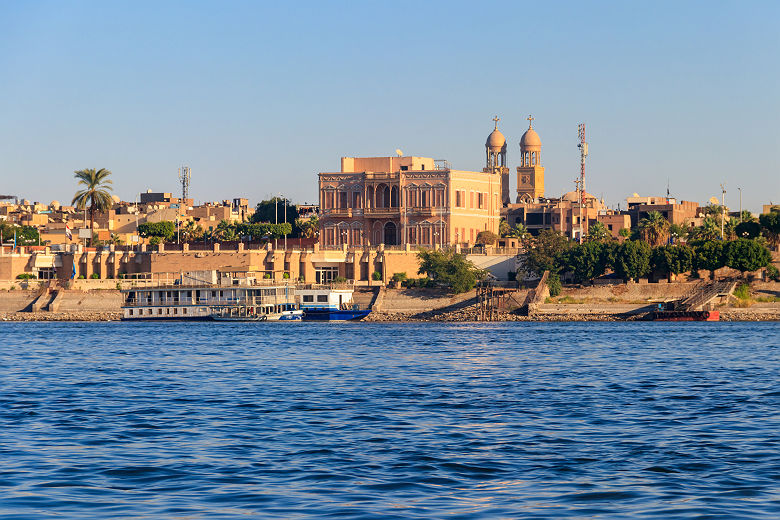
319 154 501 247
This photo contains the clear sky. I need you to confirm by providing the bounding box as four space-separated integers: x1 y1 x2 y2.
1 1 778 212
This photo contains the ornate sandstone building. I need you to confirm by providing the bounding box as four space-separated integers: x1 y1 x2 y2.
318 150 502 248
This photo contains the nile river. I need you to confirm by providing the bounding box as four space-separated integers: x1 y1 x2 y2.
1 321 779 519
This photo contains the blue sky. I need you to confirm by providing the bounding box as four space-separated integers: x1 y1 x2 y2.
1 1 778 212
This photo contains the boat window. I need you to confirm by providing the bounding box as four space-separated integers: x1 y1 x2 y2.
317 295 329 302
183 308 187 314
158 309 162 315
129 309 133 316
303 295 314 302
174 308 178 315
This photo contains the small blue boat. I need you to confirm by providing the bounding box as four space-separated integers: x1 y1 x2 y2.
298 287 371 322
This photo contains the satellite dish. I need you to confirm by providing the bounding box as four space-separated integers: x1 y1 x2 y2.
632 193 639 198
709 197 719 205
395 149 403 157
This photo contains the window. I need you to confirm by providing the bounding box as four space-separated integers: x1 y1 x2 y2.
303 295 314 302
455 191 463 207
478 193 484 209
158 309 162 315
421 191 428 207
129 309 133 316
421 164 425 170
339 192 347 208
470 192 474 208
400 166 408 171
608 224 613 231
183 308 187 314
317 295 329 302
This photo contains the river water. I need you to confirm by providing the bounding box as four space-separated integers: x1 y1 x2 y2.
1 321 779 519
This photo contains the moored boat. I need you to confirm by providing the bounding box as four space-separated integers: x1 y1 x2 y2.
298 286 371 321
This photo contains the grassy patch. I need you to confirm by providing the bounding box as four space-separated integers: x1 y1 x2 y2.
733 283 751 300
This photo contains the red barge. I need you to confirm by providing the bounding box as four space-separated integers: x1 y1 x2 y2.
651 310 720 321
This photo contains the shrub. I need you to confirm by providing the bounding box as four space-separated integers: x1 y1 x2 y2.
16 273 35 280
733 283 750 300
78 275 85 279
547 272 561 297
766 264 780 281
90 273 100 279
263 273 271 279
332 276 348 283
372 271 382 281
475 230 498 246
115 282 122 291
391 272 408 282
282 272 290 279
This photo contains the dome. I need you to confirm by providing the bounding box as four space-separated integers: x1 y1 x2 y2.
520 127 541 149
486 129 506 151
562 190 596 203
49 200 60 209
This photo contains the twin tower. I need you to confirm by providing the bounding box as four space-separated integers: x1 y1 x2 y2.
483 116 545 205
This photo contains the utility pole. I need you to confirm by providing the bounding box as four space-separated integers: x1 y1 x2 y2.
720 184 726 240
274 196 278 250
283 196 287 251
738 187 742 222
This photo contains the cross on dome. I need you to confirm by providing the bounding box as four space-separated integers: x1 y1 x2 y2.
527 115 534 128
493 115 500 129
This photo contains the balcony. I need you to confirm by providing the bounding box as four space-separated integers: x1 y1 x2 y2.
324 208 352 218
364 207 400 217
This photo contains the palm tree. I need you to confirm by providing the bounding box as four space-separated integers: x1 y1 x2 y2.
586 221 612 242
72 168 113 246
638 211 670 246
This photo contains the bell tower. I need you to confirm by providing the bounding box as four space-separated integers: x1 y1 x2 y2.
483 116 511 205
516 115 545 202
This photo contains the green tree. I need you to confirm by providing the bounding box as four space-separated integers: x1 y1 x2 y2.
735 220 761 239
559 241 610 283
520 229 571 277
498 217 511 237
618 227 631 239
417 249 486 293
613 240 652 281
652 244 694 277
213 220 239 241
759 210 780 247
14 225 40 246
71 168 113 246
586 221 612 243
137 221 176 242
724 238 772 273
692 240 725 277
475 230 498 246
689 217 722 242
296 216 319 239
638 211 670 246
668 223 689 243
250 197 299 236
180 221 204 243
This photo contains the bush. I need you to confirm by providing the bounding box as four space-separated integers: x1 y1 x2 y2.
475 230 498 246
733 283 750 300
78 275 85 279
332 276 348 283
404 277 434 289
263 273 271 279
372 271 382 281
417 249 486 293
766 264 780 281
90 273 100 279
547 272 561 297
283 272 290 279
391 272 407 282
16 273 35 280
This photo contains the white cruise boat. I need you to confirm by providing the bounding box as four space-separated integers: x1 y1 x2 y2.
121 271 298 321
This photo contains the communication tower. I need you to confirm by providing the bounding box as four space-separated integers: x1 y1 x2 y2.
178 166 191 202
574 123 588 242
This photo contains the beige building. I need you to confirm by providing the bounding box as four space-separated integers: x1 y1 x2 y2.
319 153 502 248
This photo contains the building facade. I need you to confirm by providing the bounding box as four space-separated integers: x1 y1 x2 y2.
319 155 501 248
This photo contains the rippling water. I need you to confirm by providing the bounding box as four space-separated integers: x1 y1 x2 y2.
1 321 780 519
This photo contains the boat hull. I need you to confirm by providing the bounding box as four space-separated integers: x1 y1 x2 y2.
302 309 371 321
651 310 720 321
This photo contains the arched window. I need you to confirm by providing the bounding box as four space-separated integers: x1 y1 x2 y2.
390 186 399 207
384 222 397 245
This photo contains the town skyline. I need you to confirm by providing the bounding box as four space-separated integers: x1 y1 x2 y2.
1 1 778 212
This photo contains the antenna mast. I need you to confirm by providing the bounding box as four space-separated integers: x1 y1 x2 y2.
178 166 191 202
575 123 588 242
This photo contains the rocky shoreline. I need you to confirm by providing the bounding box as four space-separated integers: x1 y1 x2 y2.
1 308 778 323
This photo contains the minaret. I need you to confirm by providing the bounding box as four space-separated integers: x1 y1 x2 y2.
484 116 511 205
516 115 545 202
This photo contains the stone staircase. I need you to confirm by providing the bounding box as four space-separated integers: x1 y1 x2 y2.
679 281 737 311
